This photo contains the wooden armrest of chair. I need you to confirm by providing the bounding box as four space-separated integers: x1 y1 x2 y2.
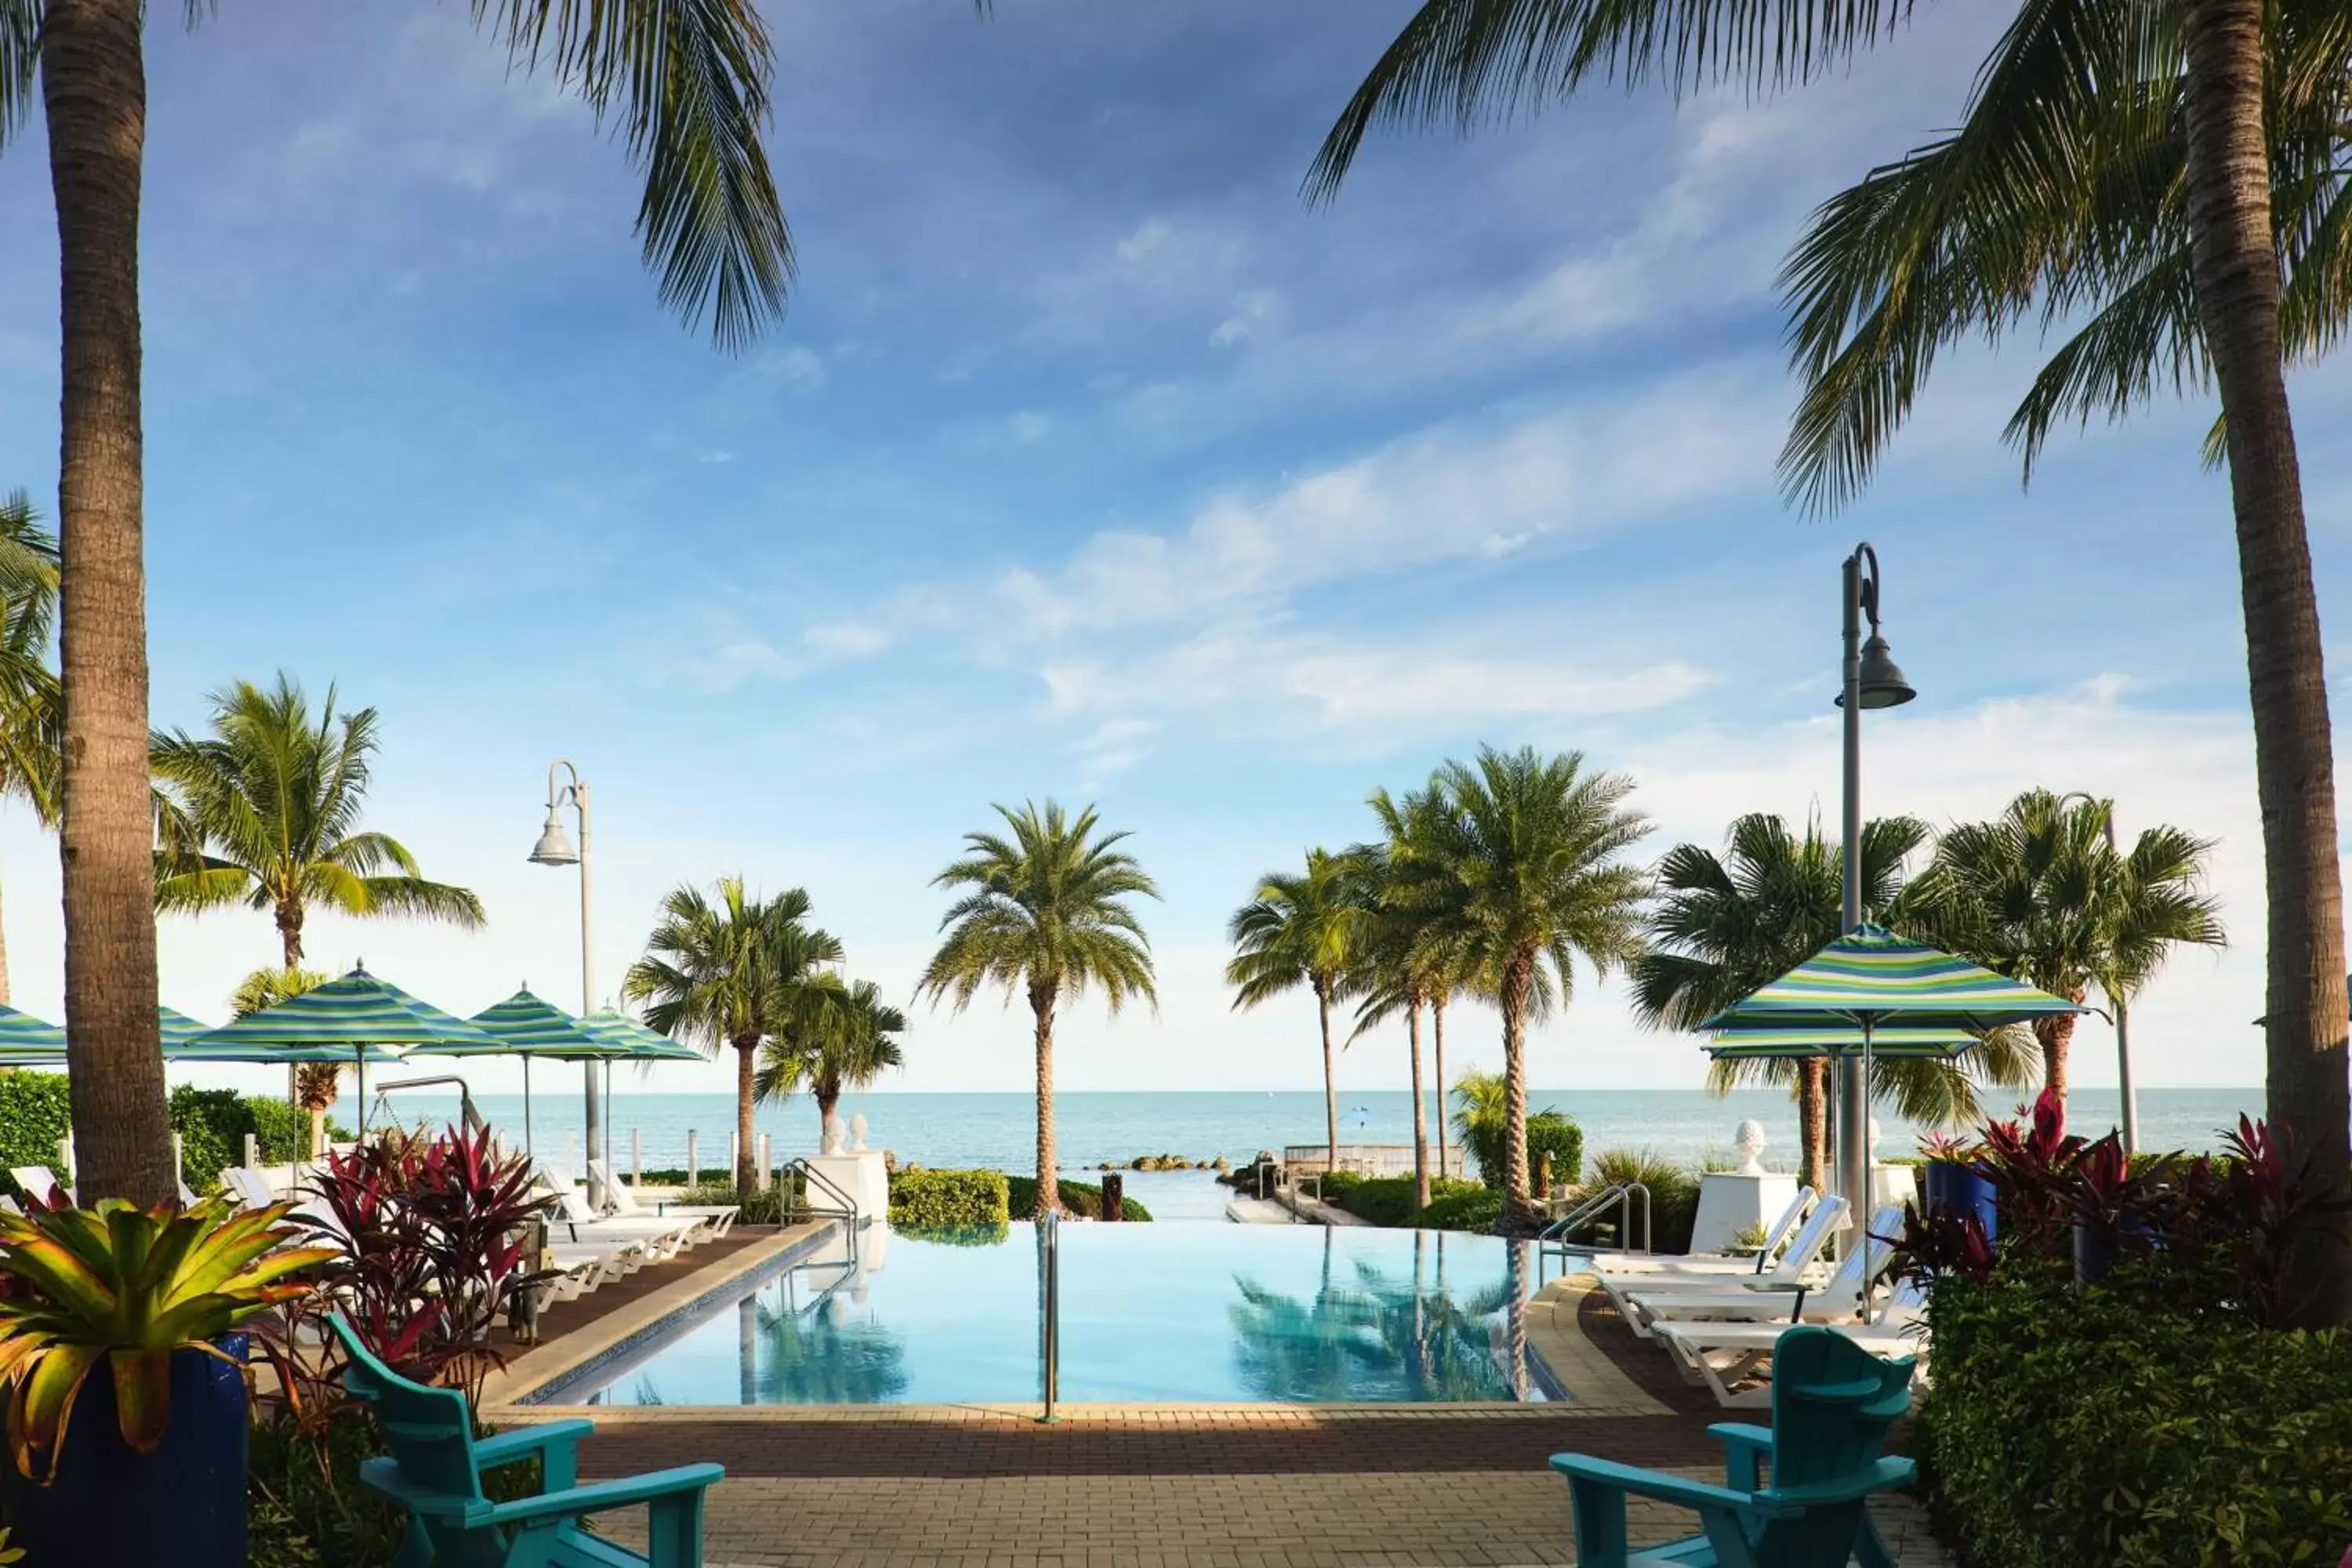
481 1463 726 1526
1705 1421 1774 1491
1549 1454 1757 1514
1765 1456 1917 1509
473 1420 594 1487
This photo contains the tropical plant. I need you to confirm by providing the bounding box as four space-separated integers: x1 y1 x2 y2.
0 1196 334 1480
1227 848 1369 1185
1631 811 2036 1189
1396 747 1647 1225
6 0 814 1209
917 800 1159 1217
233 964 333 1148
0 492 57 1009
625 878 841 1197
1907 789 2225 1102
1304 0 2343 1320
1448 1069 1580 1200
755 977 906 1142
152 675 485 970
1356 787 1475 1207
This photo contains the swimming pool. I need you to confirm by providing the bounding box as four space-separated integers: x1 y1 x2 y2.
525 1221 1562 1406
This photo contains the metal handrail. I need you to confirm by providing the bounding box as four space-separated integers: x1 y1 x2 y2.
777 1156 861 1266
366 1076 486 1140
1537 1181 1651 1256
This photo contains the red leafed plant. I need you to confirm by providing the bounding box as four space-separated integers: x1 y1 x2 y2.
1878 1200 1995 1288
1975 1089 2087 1258
300 1124 552 1401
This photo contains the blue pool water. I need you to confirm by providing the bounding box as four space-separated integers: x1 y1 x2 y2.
532 1221 1559 1406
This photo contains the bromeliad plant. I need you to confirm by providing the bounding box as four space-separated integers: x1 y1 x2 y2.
0 1196 335 1480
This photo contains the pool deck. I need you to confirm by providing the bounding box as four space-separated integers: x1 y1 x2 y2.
482 1228 1954 1568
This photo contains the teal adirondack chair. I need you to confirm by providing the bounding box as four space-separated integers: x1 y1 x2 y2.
327 1314 724 1568
1552 1326 1918 1568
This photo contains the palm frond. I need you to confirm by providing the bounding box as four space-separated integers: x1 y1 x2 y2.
0 0 35 155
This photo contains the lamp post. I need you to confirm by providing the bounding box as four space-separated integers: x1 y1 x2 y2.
528 760 597 1200
2056 790 2136 1153
1836 544 1915 1218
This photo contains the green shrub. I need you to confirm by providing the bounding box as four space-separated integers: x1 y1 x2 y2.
1919 1265 2352 1566
889 1167 1010 1228
1007 1174 1152 1221
1526 1114 1583 1188
1316 1168 1366 1196
0 1070 73 1177
169 1085 256 1193
1452 1071 1582 1189
246 1096 349 1164
1415 1185 1504 1232
1325 1174 1486 1228
1588 1147 1701 1254
679 1181 783 1225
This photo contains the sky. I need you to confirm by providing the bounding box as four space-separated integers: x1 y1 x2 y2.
0 0 2341 1104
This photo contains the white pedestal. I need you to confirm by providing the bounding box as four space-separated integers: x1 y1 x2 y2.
1691 1171 1801 1256
1866 1162 1917 1219
805 1150 888 1223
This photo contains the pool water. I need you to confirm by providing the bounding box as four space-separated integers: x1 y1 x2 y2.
532 1221 1559 1406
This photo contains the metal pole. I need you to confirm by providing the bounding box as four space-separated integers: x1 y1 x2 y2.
521 1058 535 1155
2105 813 2140 1153
575 774 601 1203
1040 1210 1060 1422
1838 547 1868 1225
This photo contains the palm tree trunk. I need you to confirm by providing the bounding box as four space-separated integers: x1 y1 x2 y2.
279 906 303 1105
733 1034 757 1197
1501 955 1535 1228
1317 980 1339 1176
1406 995 1429 1208
2034 1013 2078 1107
2182 0 2352 1326
1432 993 1448 1179
816 1087 840 1148
45 0 173 1206
1029 981 1059 1217
1797 1058 1827 1194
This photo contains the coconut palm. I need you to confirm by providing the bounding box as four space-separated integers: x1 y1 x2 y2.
1908 790 2225 1104
1228 848 1370 1181
0 492 58 1007
1305 0 2345 1321
626 879 842 1197
1399 747 1649 1226
230 965 332 1153
151 674 485 969
1631 813 2035 1189
756 978 907 1144
917 801 1158 1218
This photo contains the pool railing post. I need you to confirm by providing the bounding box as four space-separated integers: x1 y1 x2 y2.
686 1130 699 1190
631 1127 641 1186
1040 1209 1061 1423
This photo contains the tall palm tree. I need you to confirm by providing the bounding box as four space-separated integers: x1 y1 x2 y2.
1400 747 1649 1226
0 492 59 1007
626 879 841 1197
1227 848 1369 1179
917 801 1158 1218
1908 790 2226 1103
230 965 332 1153
1305 0 2346 1322
4 0 802 1207
151 674 486 968
756 977 907 1144
1631 813 2034 1189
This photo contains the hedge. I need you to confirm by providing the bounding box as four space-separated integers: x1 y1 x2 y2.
1464 1109 1584 1191
0 1071 73 1178
1414 1186 1503 1232
1919 1265 2352 1566
1326 1175 1486 1229
888 1167 1010 1229
1007 1174 1152 1221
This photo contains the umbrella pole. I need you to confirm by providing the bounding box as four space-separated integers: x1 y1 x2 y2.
523 1058 535 1156
356 1051 368 1138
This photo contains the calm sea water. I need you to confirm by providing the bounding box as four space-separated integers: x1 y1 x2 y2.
361 1085 2263 1201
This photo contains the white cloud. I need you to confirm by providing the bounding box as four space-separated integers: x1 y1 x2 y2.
803 619 893 657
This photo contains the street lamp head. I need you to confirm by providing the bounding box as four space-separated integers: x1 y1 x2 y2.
1855 633 1915 709
528 811 580 866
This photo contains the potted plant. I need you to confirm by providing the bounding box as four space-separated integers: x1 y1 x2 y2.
0 1194 335 1567
1917 1130 1998 1239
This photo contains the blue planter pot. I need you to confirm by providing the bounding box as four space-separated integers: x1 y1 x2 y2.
1922 1160 1998 1239
2073 1225 2120 1286
5 1333 249 1568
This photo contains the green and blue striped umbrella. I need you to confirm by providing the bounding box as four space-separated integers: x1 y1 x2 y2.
183 967 496 1123
1698 924 2085 1035
158 1006 211 1052
579 1008 703 1062
0 1003 65 1063
401 985 610 1155
1704 1014 1979 1062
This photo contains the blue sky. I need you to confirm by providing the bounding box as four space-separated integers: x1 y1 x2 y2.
0 0 2339 1101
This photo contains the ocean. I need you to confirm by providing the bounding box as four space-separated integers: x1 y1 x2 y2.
358 1084 2267 1222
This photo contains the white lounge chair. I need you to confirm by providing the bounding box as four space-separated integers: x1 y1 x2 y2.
1651 1279 1930 1407
532 1163 703 1259
8 1166 71 1207
1578 1186 1816 1277
588 1158 739 1236
1621 1204 1900 1339
1595 1196 1849 1333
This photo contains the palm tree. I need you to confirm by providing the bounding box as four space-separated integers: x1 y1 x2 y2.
1227 848 1369 1180
151 674 486 969
230 965 332 1154
0 492 59 1007
1631 813 2034 1189
625 879 842 1197
1305 0 2344 1322
756 978 907 1144
1908 790 2226 1104
1402 747 1649 1226
917 801 1159 1218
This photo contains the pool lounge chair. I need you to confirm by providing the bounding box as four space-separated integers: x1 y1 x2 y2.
8 1166 71 1207
1595 1196 1849 1334
1651 1279 1930 1409
589 1157 739 1236
1620 1205 1899 1340
1578 1186 1816 1277
1550 1325 1918 1567
533 1163 705 1260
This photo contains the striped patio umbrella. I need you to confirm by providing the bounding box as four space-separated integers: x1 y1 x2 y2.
183 966 499 1128
1704 1015 1977 1062
0 1003 65 1064
579 1008 703 1062
405 986 611 1155
158 1006 211 1052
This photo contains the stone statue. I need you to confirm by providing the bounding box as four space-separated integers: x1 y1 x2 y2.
851 1113 869 1152
822 1113 848 1156
1734 1120 1767 1177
